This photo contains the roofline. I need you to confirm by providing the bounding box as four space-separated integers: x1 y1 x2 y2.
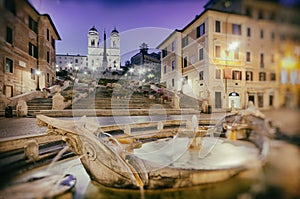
41 14 61 40
56 54 87 57
26 0 61 40
180 8 247 32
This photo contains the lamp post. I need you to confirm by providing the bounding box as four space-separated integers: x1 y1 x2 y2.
224 41 239 107
36 70 41 91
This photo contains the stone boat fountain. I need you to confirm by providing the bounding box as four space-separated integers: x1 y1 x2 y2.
35 104 274 190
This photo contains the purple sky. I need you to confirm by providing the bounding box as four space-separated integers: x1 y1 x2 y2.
30 0 207 61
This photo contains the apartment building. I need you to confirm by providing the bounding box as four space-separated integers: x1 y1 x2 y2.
56 54 88 71
158 0 300 111
0 0 61 100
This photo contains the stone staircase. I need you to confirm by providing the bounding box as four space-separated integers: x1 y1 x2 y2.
69 86 173 110
27 98 53 116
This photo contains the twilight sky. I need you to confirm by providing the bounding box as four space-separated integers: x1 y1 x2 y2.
29 0 207 62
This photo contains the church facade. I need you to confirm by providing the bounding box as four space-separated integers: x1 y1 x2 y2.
87 26 120 72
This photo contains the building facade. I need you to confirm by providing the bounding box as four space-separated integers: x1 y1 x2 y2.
87 26 120 72
0 0 60 99
56 54 87 71
130 43 161 83
158 0 300 111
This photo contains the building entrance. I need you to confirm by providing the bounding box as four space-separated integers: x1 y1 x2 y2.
228 92 240 109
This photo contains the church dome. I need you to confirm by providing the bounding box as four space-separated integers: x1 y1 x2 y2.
89 26 98 35
111 27 119 35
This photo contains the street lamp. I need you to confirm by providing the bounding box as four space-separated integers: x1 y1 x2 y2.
224 41 239 101
36 70 41 91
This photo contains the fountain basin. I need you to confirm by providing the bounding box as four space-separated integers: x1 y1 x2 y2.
36 108 269 190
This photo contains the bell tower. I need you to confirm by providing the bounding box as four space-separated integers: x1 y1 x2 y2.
88 26 99 47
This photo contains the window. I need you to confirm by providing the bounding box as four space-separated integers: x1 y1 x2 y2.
47 73 50 83
31 68 35 80
162 48 167 57
269 12 275 20
91 39 95 46
270 73 276 81
269 95 274 106
51 37 55 48
190 55 195 64
199 48 204 60
171 60 175 70
246 51 251 62
196 23 205 38
245 7 252 17
271 32 275 41
47 29 50 41
172 79 175 87
29 16 38 34
29 43 38 58
246 71 253 81
271 54 274 63
215 69 221 79
215 46 221 58
5 58 13 73
258 10 264 19
234 48 239 59
199 71 204 80
163 65 166 74
183 57 188 68
259 72 266 81
215 20 221 33
215 92 222 108
258 94 264 108
47 51 50 63
232 70 242 80
171 41 175 51
247 27 251 37
182 36 188 47
6 27 13 44
75 59 78 63
260 53 264 68
260 29 264 39
232 24 241 35
5 0 16 15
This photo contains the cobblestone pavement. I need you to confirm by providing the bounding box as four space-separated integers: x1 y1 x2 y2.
0 108 299 139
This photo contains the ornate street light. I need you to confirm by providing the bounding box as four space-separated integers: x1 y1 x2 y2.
35 70 41 91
